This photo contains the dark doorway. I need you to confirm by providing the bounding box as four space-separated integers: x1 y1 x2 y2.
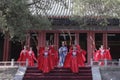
46 33 54 45
79 33 87 50
79 33 87 62
10 33 38 61
0 33 4 61
59 33 75 49
10 41 22 61
30 33 38 57
95 33 103 49
108 33 120 60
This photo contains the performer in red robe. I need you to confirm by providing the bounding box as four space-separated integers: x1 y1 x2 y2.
64 45 86 73
49 45 58 69
38 47 44 70
17 46 29 65
38 46 53 73
27 47 37 66
94 45 112 65
69 44 86 66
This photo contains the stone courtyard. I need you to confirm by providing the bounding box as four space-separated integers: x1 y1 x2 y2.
0 67 18 80
100 66 120 80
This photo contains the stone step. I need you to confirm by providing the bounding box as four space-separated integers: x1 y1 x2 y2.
23 75 92 80
26 69 91 73
23 66 93 80
27 66 91 70
24 72 92 76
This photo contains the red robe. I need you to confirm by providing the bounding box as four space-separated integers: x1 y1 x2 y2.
69 45 86 66
38 47 54 73
17 49 29 65
64 50 86 73
94 49 112 65
38 47 44 70
94 49 112 61
27 51 37 66
49 46 58 69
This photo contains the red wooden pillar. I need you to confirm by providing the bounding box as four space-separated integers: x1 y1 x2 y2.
37 32 40 47
54 33 59 50
91 32 95 59
36 32 40 55
75 33 79 44
39 32 42 47
39 31 45 47
103 33 108 49
87 31 95 64
40 31 46 47
43 32 46 46
36 31 46 55
3 33 10 61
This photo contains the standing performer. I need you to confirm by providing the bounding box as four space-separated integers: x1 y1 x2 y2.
69 43 86 67
38 46 54 73
17 46 29 65
38 46 44 70
27 47 37 66
94 45 112 65
58 41 68 67
49 44 58 68
64 44 86 73
38 41 50 70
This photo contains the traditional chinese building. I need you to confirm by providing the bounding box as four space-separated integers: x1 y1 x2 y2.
26 17 120 64
0 1 120 65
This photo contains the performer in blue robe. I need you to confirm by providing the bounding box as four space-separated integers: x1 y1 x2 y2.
58 41 68 67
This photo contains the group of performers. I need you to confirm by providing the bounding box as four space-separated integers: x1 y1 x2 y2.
93 45 112 65
18 41 112 73
17 46 38 66
38 44 58 73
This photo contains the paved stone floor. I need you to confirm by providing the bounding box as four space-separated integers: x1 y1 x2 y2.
0 67 18 80
100 66 120 80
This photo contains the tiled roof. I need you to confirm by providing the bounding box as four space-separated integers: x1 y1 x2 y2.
29 0 73 17
49 17 119 26
28 0 119 27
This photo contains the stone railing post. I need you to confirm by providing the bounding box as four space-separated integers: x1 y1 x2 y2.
104 59 107 67
119 58 120 66
4 62 7 66
91 58 93 66
26 59 28 67
11 59 14 66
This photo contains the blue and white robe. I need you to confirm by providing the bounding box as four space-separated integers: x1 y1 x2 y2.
58 46 68 67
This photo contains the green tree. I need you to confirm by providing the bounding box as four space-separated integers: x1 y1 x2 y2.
0 0 52 44
0 10 7 30
0 0 67 42
71 0 120 26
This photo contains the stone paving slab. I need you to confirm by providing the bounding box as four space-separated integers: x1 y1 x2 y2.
0 67 18 80
13 66 27 80
92 66 102 80
100 66 120 80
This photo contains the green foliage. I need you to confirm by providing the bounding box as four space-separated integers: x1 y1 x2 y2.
6 0 31 40
0 0 51 42
28 15 51 30
72 0 120 26
0 11 7 31
73 0 120 17
0 0 120 42
70 16 87 27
